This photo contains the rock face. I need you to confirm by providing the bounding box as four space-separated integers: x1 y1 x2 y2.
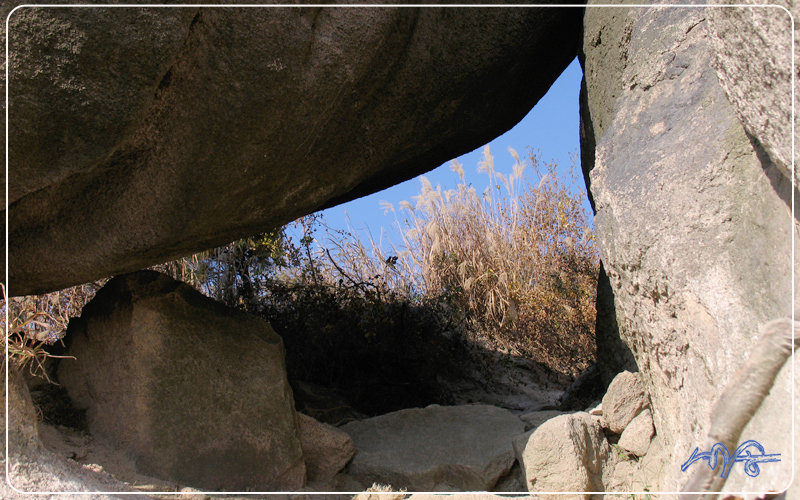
2 369 145 498
341 404 524 491
600 370 645 434
4 4 583 296
518 409 573 432
581 1 798 493
617 408 653 457
4 368 40 463
706 2 796 185
296 412 355 485
57 271 305 491
513 412 609 498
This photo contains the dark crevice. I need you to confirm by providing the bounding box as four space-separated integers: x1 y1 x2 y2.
153 9 202 101
189 10 201 31
746 129 799 221
155 68 173 96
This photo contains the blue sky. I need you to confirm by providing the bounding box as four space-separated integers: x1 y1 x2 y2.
302 56 586 249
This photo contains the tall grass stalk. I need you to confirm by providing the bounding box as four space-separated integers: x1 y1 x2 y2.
369 146 598 373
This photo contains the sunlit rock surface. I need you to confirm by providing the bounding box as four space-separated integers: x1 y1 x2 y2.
580 1 798 493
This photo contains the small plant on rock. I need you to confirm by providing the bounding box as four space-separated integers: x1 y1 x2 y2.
613 443 633 462
1 282 100 383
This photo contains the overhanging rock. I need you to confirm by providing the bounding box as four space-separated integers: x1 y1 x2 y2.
4 4 584 295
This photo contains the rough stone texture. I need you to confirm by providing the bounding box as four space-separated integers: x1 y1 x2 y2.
513 412 610 498
603 459 636 495
581 3 798 493
4 4 583 296
616 408 653 457
601 432 668 496
518 410 574 432
296 412 355 485
716 353 797 498
57 271 305 491
706 2 796 186
578 3 641 390
491 462 526 493
3 367 40 462
600 370 645 434
341 404 524 491
632 433 668 492
1 368 150 498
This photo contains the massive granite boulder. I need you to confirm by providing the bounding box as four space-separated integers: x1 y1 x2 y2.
580 1 798 494
3 3 583 296
513 412 610 497
56 271 305 491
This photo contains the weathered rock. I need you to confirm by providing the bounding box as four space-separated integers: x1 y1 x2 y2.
603 459 637 494
1 368 147 498
595 431 666 495
632 433 667 492
581 2 798 492
57 271 305 491
600 370 645 434
617 408 653 457
706 2 796 184
296 412 355 485
512 412 610 498
578 3 641 392
4 367 40 462
717 348 798 497
341 404 524 491
518 410 574 432
491 462 526 493
3 5 583 296
678 319 799 497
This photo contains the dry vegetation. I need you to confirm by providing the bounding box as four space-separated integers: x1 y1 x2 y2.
373 147 598 373
1 281 105 383
4 146 598 414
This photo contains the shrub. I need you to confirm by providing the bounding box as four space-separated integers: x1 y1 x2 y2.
371 146 599 375
149 145 598 394
255 277 469 416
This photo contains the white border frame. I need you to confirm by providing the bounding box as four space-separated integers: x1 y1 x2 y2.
4 2 795 496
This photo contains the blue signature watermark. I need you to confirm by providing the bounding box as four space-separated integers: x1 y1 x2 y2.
681 440 780 478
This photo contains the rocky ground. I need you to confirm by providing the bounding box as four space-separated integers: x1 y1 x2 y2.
11 361 663 499
28 354 568 495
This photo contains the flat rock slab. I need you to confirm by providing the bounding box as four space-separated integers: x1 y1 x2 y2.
341 404 524 491
58 271 304 491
